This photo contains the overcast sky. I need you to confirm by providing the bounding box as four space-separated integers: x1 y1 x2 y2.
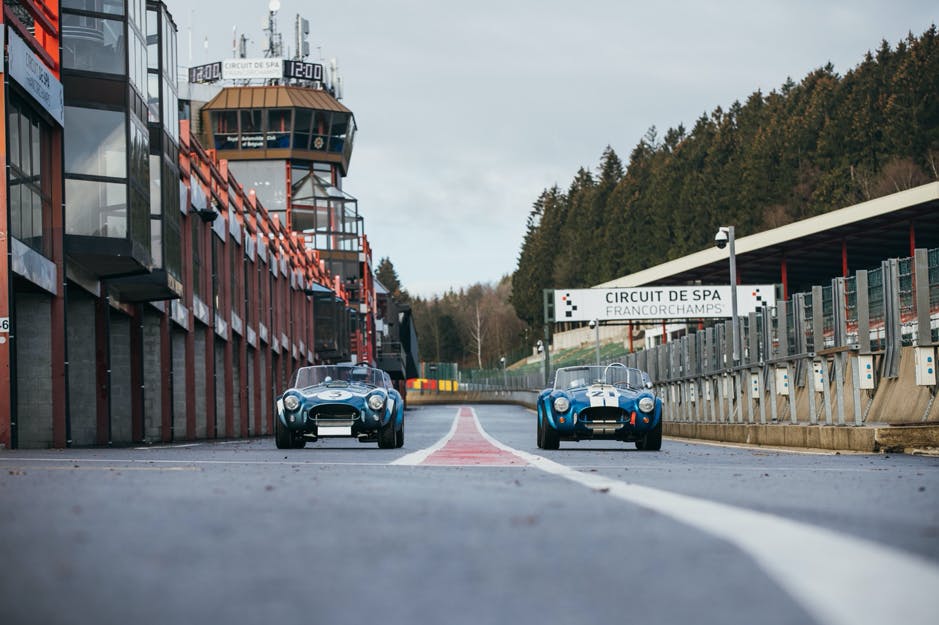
164 0 936 297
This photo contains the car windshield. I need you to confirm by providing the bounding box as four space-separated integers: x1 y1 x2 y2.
289 365 387 389
553 364 647 390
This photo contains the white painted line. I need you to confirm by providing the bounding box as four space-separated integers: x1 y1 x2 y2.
471 410 939 625
0 457 399 468
390 406 462 466
133 443 203 450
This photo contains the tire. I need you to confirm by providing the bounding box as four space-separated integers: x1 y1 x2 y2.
536 413 544 449
394 421 404 448
635 420 662 451
274 418 293 449
541 417 560 450
378 419 396 449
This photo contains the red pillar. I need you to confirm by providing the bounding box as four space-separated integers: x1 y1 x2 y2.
841 238 849 277
780 256 789 301
50 128 67 448
0 66 10 448
909 221 916 257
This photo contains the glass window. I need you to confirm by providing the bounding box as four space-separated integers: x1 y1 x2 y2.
212 111 238 150
130 188 150 252
129 119 149 193
293 109 312 150
150 218 163 267
267 109 291 148
148 73 160 122
62 0 125 15
65 106 126 178
65 179 127 237
8 100 51 254
62 13 126 75
129 31 146 93
312 110 330 151
149 155 161 216
147 8 159 70
163 162 181 281
241 110 262 133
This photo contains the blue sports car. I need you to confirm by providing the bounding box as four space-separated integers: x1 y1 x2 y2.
275 364 405 449
537 363 662 451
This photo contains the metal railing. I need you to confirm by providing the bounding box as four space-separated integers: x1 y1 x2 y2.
456 247 939 426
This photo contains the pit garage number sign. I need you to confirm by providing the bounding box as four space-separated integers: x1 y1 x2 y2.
554 286 776 322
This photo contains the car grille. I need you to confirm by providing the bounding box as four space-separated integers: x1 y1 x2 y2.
579 406 626 423
310 404 360 426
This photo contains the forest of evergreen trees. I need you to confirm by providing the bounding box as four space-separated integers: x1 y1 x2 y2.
511 27 939 332
398 27 939 369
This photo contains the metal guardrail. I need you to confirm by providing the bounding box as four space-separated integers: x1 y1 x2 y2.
457 247 939 426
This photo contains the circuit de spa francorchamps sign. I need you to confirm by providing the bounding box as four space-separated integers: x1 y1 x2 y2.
553 286 776 322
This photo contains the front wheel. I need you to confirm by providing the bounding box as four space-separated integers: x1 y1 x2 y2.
540 417 560 450
378 419 396 449
274 418 292 449
635 420 662 451
394 421 404 448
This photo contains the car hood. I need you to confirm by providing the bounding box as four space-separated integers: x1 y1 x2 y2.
295 385 381 402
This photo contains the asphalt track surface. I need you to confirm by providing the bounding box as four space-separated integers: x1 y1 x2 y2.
1 403 938 625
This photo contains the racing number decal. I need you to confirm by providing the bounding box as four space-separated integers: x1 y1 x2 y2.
316 390 353 401
588 386 619 408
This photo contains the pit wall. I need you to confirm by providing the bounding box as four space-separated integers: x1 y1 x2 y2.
409 346 939 453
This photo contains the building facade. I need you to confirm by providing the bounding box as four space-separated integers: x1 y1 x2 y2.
1 1 411 448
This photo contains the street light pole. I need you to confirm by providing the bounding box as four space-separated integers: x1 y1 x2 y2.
717 226 740 363
591 319 600 366
500 356 507 389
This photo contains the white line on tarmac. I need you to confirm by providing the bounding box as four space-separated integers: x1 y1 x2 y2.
390 406 462 466
467 407 939 625
0 457 400 468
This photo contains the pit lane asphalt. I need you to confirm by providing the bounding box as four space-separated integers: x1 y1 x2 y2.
0 403 937 625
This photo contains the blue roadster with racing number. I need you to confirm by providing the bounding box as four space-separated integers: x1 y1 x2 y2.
275 364 404 449
537 363 662 451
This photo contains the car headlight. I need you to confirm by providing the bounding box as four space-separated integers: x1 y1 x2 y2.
368 393 386 411
638 396 655 413
283 395 300 411
553 396 570 413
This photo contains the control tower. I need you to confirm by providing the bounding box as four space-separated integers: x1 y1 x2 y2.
187 4 376 365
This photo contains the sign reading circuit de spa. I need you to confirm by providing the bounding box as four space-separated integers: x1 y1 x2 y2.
554 286 776 322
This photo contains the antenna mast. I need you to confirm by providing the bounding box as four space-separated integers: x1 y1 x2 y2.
264 0 283 58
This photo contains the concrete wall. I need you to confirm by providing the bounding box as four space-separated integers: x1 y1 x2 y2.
14 293 52 448
66 288 97 446
214 342 226 437
109 312 132 444
142 309 163 442
193 326 207 439
171 327 187 441
247 349 256 435
231 337 242 437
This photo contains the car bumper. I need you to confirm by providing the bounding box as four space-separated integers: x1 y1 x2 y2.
550 412 659 441
278 403 391 438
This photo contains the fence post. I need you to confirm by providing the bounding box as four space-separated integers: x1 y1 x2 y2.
764 305 778 423
813 286 833 425
795 293 816 425
915 249 931 347
853 270 869 426
833 277 847 426
883 259 902 379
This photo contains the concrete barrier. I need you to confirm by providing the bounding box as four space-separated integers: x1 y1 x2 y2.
408 390 939 453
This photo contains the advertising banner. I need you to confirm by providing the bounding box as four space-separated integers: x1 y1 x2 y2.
553 285 776 322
